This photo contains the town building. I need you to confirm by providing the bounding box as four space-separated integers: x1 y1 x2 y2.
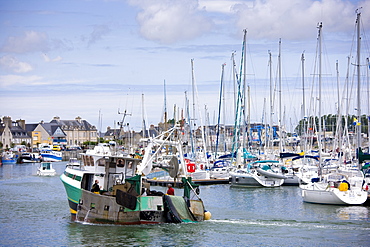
49 116 98 146
0 116 98 150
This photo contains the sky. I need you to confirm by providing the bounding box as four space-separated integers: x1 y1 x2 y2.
1 0 370 134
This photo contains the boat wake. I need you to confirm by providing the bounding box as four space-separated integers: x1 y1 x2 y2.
207 218 370 231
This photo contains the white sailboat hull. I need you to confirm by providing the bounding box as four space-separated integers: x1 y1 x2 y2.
256 168 287 179
283 174 300 186
230 171 284 187
300 183 367 205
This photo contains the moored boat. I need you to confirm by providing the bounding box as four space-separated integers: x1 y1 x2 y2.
300 171 367 205
230 160 286 187
1 151 17 164
39 144 62 162
17 152 40 163
60 125 210 224
299 13 368 205
37 162 56 176
40 150 62 162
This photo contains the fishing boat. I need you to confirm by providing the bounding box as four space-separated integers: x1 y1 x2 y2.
60 125 211 224
37 162 56 176
1 151 17 164
17 152 40 163
67 157 80 167
38 144 62 162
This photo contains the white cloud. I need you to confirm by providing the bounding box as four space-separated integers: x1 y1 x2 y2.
232 0 366 40
42 54 63 62
1 31 49 53
0 56 33 73
128 0 214 44
0 74 43 88
199 0 251 13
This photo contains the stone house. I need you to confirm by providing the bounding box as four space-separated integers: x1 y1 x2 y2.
50 116 98 146
0 117 32 149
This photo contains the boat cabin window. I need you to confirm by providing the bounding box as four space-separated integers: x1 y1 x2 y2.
83 155 93 166
42 162 51 169
127 161 133 169
81 174 95 191
97 158 105 167
116 159 125 168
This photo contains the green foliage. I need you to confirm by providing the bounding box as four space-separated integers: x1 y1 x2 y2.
82 141 97 146
294 114 369 135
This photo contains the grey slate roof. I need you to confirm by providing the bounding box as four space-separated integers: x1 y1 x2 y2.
50 119 97 131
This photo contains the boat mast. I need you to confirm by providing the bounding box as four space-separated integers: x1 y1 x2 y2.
367 57 370 152
269 51 273 150
243 29 248 158
191 59 196 130
215 63 226 157
232 52 237 118
335 60 343 162
317 22 323 174
355 9 362 163
278 38 283 153
142 94 147 138
164 79 168 131
301 52 306 121
301 52 306 150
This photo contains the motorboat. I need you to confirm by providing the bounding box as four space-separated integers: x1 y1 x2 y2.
17 152 40 163
37 162 56 176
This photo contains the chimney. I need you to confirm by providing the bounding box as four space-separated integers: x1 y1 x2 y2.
16 119 26 130
3 116 12 127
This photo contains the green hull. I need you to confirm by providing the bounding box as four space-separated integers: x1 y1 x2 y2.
60 174 82 215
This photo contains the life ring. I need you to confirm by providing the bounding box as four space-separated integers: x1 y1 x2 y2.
187 163 196 173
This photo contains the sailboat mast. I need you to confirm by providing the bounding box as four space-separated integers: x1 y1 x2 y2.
269 51 273 149
367 57 369 152
164 79 167 131
336 61 343 161
215 63 226 157
301 52 307 152
242 29 247 158
317 22 323 168
142 93 146 138
278 38 283 153
302 52 305 120
356 10 362 157
191 59 196 129
232 52 237 116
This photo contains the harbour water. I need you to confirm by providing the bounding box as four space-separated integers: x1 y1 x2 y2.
0 161 369 247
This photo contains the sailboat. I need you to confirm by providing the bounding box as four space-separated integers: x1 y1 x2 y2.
300 15 367 205
229 30 286 187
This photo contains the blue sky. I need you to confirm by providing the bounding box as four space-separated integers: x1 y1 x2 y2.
0 0 369 133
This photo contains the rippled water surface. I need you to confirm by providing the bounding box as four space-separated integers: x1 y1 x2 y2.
1 162 369 246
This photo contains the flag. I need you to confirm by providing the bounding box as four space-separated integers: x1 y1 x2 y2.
353 118 361 126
